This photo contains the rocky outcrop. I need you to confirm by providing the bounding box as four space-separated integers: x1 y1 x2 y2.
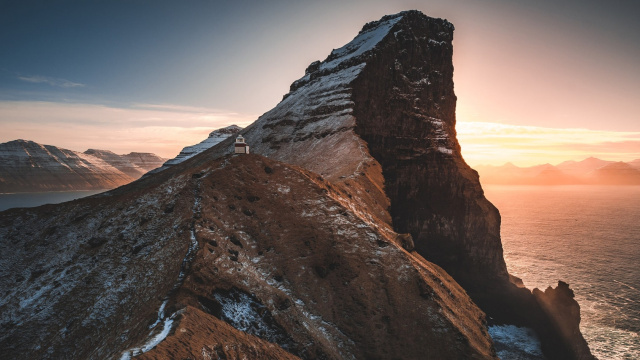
0 140 166 193
0 155 496 359
348 11 509 287
533 282 595 360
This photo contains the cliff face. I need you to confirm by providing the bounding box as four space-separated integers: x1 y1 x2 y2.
202 13 507 286
349 12 509 286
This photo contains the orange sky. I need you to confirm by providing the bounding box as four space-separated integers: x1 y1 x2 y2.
456 122 640 166
1 101 638 167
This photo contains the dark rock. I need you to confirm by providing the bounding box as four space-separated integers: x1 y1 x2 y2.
229 235 243 248
396 233 414 251
87 236 108 248
305 60 321 74
533 282 596 360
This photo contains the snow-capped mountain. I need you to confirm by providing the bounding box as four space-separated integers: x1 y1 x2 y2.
0 140 166 192
84 149 165 178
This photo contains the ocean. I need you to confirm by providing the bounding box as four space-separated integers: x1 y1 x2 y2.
0 190 105 212
484 185 640 360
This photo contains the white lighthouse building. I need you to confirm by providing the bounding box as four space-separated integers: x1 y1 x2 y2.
234 135 249 154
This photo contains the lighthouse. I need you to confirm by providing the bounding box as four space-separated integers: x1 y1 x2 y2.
234 135 250 154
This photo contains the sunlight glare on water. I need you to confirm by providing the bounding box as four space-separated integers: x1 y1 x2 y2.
483 185 640 360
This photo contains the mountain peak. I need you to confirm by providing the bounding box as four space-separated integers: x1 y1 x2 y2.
84 148 117 156
154 124 244 171
208 124 242 137
289 10 452 94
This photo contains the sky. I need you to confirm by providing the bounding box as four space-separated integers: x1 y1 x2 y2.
0 0 638 165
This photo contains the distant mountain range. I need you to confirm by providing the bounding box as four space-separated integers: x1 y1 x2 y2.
475 157 640 185
0 139 166 193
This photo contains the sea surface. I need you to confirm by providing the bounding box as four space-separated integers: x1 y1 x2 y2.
484 185 640 360
0 190 105 212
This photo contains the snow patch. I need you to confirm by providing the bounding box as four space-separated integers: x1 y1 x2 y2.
437 147 453 155
321 16 403 71
488 325 544 359
119 312 179 360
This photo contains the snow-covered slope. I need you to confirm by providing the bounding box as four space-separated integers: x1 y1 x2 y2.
0 140 166 193
237 14 405 180
84 149 165 178
153 125 242 173
122 152 166 171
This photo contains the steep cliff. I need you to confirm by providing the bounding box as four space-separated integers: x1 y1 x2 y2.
203 12 508 285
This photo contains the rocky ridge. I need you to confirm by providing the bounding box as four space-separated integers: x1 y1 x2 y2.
151 125 243 174
84 149 166 178
0 140 166 193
